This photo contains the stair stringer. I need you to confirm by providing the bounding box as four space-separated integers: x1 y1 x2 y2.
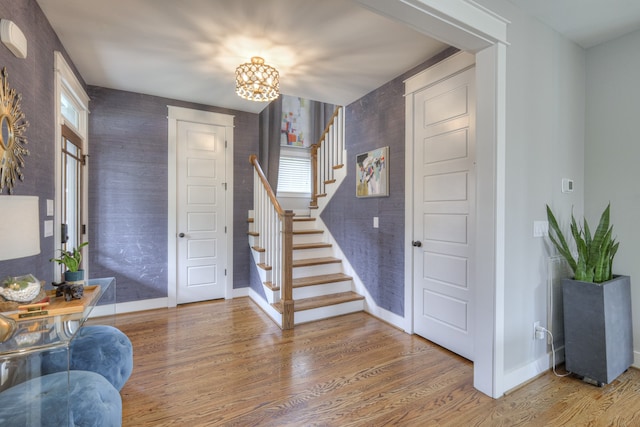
309 215 408 331
248 287 283 328
247 209 280 305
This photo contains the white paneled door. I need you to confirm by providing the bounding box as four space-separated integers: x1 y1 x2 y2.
176 120 227 304
413 66 476 360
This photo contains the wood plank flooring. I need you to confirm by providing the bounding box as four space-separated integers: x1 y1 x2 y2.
113 298 640 426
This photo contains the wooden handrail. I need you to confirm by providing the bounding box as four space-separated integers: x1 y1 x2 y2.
249 154 284 216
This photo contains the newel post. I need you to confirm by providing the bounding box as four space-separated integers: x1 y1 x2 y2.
281 210 295 330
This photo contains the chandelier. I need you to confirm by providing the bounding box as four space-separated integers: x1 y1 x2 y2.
235 56 280 102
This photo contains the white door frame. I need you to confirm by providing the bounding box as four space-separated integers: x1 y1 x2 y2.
358 0 508 398
167 106 234 307
53 51 90 283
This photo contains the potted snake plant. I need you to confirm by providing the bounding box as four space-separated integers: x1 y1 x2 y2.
546 204 632 386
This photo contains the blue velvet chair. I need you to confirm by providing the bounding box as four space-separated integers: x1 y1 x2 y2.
0 370 122 426
42 325 133 391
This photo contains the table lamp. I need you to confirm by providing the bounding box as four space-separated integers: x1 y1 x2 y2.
0 195 40 341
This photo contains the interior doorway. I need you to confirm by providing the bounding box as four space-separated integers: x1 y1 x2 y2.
167 106 234 306
408 57 476 361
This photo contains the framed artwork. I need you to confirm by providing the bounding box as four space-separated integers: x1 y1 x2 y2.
356 146 388 198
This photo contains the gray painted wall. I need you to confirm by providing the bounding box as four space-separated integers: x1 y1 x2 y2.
0 0 84 286
87 86 258 303
585 28 640 361
321 47 458 316
476 0 586 381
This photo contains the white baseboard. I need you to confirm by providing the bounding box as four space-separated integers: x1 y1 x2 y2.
232 287 249 298
633 350 640 369
89 297 169 318
503 345 564 393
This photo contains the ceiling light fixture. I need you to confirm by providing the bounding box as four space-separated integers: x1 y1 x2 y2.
235 56 279 102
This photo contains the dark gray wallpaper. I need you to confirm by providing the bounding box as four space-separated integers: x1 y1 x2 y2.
0 0 84 286
87 87 258 303
321 47 458 316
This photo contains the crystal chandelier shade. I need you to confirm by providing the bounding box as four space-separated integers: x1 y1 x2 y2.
235 56 280 102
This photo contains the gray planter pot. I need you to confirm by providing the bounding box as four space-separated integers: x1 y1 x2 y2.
562 275 633 385
64 269 85 284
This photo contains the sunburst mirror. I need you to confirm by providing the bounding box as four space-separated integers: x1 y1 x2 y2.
0 67 29 194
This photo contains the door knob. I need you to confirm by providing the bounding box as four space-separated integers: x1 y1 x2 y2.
178 233 185 238
412 240 422 247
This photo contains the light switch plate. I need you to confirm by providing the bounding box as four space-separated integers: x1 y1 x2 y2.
44 220 53 237
47 199 54 216
373 217 379 229
533 221 548 237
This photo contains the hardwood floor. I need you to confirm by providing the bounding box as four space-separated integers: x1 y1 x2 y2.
113 298 640 426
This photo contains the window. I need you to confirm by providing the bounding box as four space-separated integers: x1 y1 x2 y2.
61 124 83 252
277 155 311 196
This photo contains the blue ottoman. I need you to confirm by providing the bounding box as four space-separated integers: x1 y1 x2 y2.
0 370 122 426
42 325 133 391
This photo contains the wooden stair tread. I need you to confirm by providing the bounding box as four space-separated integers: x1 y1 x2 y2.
263 281 279 291
247 218 254 223
324 179 336 185
272 292 364 313
251 246 265 253
333 164 344 170
293 229 323 235
293 257 341 268
247 231 259 237
257 263 272 271
293 242 332 250
293 273 352 288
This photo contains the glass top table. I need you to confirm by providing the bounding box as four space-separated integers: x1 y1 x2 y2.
0 277 115 356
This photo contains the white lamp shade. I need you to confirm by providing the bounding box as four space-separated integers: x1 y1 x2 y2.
0 196 40 261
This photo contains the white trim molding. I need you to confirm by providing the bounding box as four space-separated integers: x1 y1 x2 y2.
53 51 90 283
363 0 508 398
356 0 509 52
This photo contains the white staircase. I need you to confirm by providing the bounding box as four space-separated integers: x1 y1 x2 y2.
248 106 363 329
248 212 364 327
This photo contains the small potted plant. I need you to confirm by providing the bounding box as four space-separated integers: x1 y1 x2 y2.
50 242 89 284
546 204 632 385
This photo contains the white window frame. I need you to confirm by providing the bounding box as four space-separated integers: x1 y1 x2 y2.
54 52 90 282
276 146 312 198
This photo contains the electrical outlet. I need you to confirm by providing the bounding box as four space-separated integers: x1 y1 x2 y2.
533 321 545 340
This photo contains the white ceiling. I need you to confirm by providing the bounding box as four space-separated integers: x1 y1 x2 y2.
35 0 447 114
35 1 640 114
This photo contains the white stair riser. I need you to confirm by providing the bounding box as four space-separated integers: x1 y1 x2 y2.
292 221 318 231
293 281 352 299
293 233 325 244
294 299 364 325
293 263 342 278
250 248 264 264
292 247 333 260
